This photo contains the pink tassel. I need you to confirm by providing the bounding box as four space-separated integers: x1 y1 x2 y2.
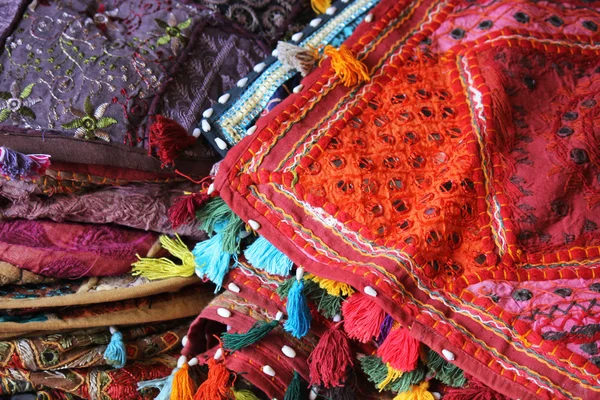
341 293 386 343
308 327 353 388
377 326 419 372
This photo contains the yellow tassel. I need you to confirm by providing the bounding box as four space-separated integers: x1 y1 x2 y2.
394 381 435 400
306 273 355 297
132 234 196 280
233 390 261 400
311 0 331 14
378 364 403 391
171 363 194 400
322 45 370 87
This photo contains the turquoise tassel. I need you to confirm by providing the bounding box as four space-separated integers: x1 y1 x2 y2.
284 272 311 338
137 376 168 391
193 232 231 292
154 370 176 400
103 327 126 368
244 236 293 276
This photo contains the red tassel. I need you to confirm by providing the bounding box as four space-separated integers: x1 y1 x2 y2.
376 326 419 372
193 358 231 400
168 192 210 229
341 293 386 343
308 327 353 388
149 115 196 167
444 378 510 400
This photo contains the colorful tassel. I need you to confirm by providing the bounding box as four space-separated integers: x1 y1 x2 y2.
0 147 50 179
378 364 403 390
341 293 386 343
132 234 196 280
360 355 389 387
322 45 370 87
426 349 467 387
278 277 341 318
193 233 231 291
193 358 231 400
310 0 331 14
283 268 312 338
377 314 394 345
149 115 196 167
244 236 293 276
233 389 261 400
169 192 210 229
284 371 307 400
308 327 353 388
306 273 355 297
171 363 195 400
276 42 319 76
222 320 279 351
103 327 126 368
197 197 244 254
393 381 434 400
359 355 426 393
377 326 420 372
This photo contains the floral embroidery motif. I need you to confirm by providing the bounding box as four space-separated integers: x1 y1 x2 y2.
155 13 192 54
86 3 120 33
0 82 41 124
62 96 116 142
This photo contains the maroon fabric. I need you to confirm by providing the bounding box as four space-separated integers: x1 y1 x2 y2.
0 219 156 278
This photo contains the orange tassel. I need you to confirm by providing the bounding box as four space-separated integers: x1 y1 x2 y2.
311 0 331 14
193 359 231 400
171 363 195 400
149 115 196 167
322 45 370 87
377 326 420 372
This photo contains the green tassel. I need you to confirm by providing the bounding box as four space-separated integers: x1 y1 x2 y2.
197 197 243 253
360 355 389 386
284 371 306 400
222 320 279 351
388 366 426 393
277 277 296 298
427 349 467 387
359 355 427 393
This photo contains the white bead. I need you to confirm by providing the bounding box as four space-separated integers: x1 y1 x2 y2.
325 6 336 15
218 93 230 104
201 119 211 132
217 308 231 318
281 345 296 358
333 314 342 322
248 219 261 230
207 183 215 195
432 392 442 400
291 32 303 42
215 137 228 150
275 311 283 321
202 108 213 118
214 348 223 360
188 357 199 366
365 13 373 23
192 128 201 138
309 18 322 27
442 349 455 361
364 286 377 297
109 326 118 334
228 282 241 293
262 365 276 377
309 387 319 400
254 63 266 73
182 335 188 347
237 77 248 87
177 355 187 368
246 125 257 135
226 325 232 331
341 0 349 2
271 49 279 57
296 267 305 281
293 84 303 93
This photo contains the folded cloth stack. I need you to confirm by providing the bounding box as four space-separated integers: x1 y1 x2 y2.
132 0 600 399
0 0 317 398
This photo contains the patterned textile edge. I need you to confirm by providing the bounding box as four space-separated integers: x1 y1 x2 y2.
200 0 378 157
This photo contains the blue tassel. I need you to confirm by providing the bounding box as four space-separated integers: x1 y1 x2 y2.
284 270 312 338
154 370 176 400
103 327 126 368
193 232 231 292
137 376 168 391
244 236 293 276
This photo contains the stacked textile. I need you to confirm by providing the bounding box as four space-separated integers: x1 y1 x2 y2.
132 0 600 399
0 0 316 398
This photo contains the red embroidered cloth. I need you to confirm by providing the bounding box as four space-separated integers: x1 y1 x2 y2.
215 1 600 398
